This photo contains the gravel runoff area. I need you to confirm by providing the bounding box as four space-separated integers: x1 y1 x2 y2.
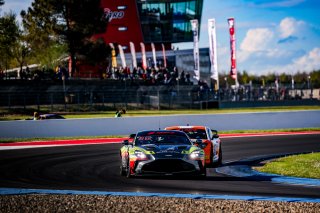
1 195 319 213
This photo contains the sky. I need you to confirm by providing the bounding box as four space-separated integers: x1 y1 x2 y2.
1 0 320 75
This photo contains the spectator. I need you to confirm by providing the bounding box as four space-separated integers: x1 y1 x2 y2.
0 70 4 80
115 109 126 117
33 112 41 120
186 73 191 85
26 66 30 78
179 70 185 84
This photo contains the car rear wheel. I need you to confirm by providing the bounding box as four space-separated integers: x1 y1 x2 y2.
217 145 222 165
211 144 222 167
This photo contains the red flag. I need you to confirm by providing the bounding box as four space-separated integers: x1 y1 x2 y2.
228 18 237 80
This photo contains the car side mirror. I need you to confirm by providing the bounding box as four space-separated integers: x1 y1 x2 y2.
122 140 129 145
195 139 206 149
212 134 219 139
195 138 203 145
129 134 136 139
211 129 219 139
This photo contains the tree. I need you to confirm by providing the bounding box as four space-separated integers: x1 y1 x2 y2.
0 12 19 73
310 70 320 88
22 0 108 76
239 70 250 84
81 38 111 66
11 38 30 77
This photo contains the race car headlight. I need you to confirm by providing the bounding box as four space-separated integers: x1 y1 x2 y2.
189 150 204 160
131 150 148 161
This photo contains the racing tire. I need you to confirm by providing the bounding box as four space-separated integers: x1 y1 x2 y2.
209 146 214 168
211 145 222 168
197 165 206 179
120 164 126 176
201 167 207 177
217 145 222 166
126 157 131 178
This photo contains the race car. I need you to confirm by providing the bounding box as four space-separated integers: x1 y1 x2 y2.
165 126 222 167
26 113 65 120
120 130 206 177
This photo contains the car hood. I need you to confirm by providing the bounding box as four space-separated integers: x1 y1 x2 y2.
141 144 191 154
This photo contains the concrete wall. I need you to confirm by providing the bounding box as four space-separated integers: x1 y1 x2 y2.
218 99 320 108
0 111 319 138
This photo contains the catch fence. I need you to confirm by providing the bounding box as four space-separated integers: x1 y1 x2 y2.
0 86 319 112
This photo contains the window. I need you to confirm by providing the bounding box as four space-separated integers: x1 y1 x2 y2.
117 5 127 10
137 0 203 43
118 27 128 31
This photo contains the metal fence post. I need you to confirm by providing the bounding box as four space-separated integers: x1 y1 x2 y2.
157 89 160 110
50 93 53 112
23 93 26 111
90 92 93 111
37 94 40 111
8 93 11 109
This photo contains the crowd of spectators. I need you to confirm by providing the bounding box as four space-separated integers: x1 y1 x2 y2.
102 66 193 86
2 63 316 102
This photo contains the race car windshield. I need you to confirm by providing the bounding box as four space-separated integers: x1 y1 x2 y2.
135 135 191 146
180 129 207 139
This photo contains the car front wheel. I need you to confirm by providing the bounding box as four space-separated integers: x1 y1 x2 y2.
120 163 126 176
126 157 131 178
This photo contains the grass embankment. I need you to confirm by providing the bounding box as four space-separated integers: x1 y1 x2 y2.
256 152 320 179
0 127 319 144
1 105 320 121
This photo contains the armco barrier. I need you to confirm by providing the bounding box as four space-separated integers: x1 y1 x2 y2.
0 111 319 138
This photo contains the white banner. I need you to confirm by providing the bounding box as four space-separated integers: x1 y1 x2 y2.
140 42 147 70
190 19 200 81
118 44 126 68
151 43 158 69
208 18 219 88
129 42 137 68
161 44 167 68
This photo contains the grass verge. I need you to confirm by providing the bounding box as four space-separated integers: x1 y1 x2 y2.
1 105 320 121
0 127 319 143
255 152 320 179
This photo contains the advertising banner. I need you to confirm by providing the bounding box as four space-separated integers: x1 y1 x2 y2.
208 18 219 88
228 18 237 80
161 44 167 68
129 42 137 68
140 42 147 70
118 44 126 68
190 19 200 81
151 43 158 69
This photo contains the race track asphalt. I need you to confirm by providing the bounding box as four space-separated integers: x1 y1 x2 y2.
0 134 319 198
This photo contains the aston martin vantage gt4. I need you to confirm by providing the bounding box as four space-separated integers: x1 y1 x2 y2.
120 130 206 177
